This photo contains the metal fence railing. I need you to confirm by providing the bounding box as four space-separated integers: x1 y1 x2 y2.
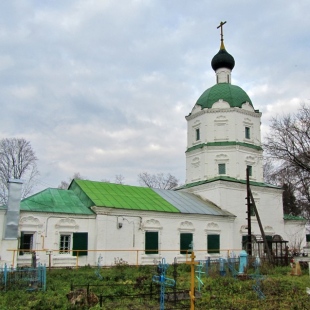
0 263 46 291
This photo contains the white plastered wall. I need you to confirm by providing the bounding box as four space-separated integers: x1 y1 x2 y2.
93 208 236 265
180 180 295 250
186 103 263 184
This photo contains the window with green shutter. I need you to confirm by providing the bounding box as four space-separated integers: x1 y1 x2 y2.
72 232 88 256
218 164 226 175
306 234 310 242
180 233 193 254
207 234 220 254
145 231 158 254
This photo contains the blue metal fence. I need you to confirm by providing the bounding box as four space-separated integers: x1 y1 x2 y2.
0 264 46 291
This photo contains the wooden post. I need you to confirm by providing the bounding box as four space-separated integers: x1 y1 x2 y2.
46 250 52 271
249 189 273 263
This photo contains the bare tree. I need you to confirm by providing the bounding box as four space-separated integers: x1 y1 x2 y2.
0 138 39 205
264 104 310 218
58 172 85 189
138 172 178 189
115 174 125 184
263 160 301 216
263 159 278 184
264 104 310 174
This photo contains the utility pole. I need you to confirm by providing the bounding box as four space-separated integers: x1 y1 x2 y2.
246 167 252 256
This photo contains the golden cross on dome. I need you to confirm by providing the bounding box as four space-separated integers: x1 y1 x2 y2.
217 21 227 49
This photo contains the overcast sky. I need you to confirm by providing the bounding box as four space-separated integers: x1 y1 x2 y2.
1 1 310 192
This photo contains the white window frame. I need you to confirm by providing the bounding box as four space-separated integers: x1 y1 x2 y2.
59 234 72 254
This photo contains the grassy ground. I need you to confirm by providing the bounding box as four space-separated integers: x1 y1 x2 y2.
0 263 309 309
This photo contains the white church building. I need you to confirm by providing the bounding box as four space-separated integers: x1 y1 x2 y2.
0 27 306 267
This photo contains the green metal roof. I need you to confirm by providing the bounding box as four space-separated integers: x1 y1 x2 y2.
70 180 180 213
177 176 280 190
3 180 237 217
20 188 95 215
283 214 306 221
196 83 253 109
186 141 263 153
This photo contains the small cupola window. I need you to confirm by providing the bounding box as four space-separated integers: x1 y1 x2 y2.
195 128 200 141
245 127 250 139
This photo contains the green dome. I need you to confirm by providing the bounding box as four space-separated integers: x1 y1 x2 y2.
196 83 253 109
211 48 235 71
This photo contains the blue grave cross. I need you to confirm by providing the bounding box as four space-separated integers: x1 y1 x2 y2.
95 254 103 280
250 256 265 299
188 241 194 253
195 261 205 292
227 252 238 278
152 258 176 310
219 257 227 276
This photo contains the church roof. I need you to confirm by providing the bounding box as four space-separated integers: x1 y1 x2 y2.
196 83 253 109
153 188 230 216
70 179 179 213
178 176 281 190
20 188 95 215
68 179 233 216
15 180 233 217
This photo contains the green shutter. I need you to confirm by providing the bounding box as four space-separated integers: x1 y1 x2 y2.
208 234 220 254
180 233 193 254
306 234 310 242
242 235 247 250
145 231 158 254
73 232 88 256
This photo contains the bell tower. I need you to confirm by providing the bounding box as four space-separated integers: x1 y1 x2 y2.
185 22 263 186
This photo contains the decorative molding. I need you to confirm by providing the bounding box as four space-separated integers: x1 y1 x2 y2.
20 216 43 230
215 154 229 163
207 222 219 230
55 218 79 231
212 100 230 109
264 226 274 234
142 219 162 230
243 117 253 125
241 102 255 112
245 155 256 165
186 106 261 121
240 225 248 234
214 115 228 122
191 157 200 168
205 222 221 234
178 221 195 232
